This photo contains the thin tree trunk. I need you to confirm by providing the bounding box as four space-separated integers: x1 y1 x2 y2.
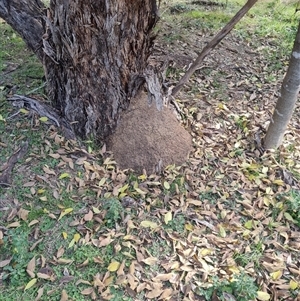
264 20 300 149
171 0 258 97
0 0 46 61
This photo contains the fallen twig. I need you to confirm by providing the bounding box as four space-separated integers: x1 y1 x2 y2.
171 0 258 97
0 141 29 187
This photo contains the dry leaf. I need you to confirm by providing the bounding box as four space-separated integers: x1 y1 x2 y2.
107 261 120 272
81 287 94 295
146 289 163 299
7 221 20 228
142 257 158 265
152 273 174 282
140 220 158 229
35 287 44 301
26 256 36 278
60 289 68 301
159 288 173 300
257 291 270 301
0 258 12 268
84 210 93 221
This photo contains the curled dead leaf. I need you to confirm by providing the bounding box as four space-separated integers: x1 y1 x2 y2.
81 287 94 295
142 256 158 265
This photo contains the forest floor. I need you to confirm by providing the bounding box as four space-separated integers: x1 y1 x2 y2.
1 1 300 301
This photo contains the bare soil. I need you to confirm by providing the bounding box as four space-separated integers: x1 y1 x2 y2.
107 92 192 174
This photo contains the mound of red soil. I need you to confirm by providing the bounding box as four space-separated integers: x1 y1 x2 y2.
107 92 192 174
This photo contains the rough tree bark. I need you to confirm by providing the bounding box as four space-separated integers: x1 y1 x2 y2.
0 0 159 141
264 20 300 149
0 0 46 61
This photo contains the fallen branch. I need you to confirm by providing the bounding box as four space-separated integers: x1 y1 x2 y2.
0 141 29 187
191 0 226 7
7 94 76 140
171 0 258 97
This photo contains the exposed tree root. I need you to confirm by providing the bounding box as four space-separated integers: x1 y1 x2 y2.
7 95 76 140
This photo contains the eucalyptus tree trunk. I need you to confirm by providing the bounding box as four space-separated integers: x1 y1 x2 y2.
264 20 300 149
0 0 158 141
0 0 46 61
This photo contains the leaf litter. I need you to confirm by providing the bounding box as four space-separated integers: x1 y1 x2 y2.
1 2 300 301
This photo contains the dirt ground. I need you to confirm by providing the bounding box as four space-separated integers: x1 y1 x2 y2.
108 91 192 174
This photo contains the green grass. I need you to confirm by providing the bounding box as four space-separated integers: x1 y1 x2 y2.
234 241 264 268
196 272 258 301
277 189 300 227
0 22 44 95
1 2 300 300
163 0 298 57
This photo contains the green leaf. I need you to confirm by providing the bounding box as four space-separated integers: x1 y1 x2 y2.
284 212 295 222
164 181 170 190
164 212 172 225
140 220 158 229
244 220 253 229
257 291 270 300
58 208 73 220
24 278 37 291
59 172 70 179
39 116 48 122
20 108 29 114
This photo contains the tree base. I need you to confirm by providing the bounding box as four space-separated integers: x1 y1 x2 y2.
107 92 192 174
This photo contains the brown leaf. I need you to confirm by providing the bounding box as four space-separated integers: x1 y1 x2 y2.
57 258 73 264
142 256 158 265
98 237 113 247
34 287 44 301
0 258 12 268
7 221 20 228
84 210 93 221
59 275 75 284
6 208 18 221
60 289 68 301
26 257 36 278
37 273 51 280
23 181 36 187
159 288 173 300
18 208 29 221
152 273 175 282
117 260 126 276
81 287 94 295
146 289 163 299
43 166 56 175
56 246 65 258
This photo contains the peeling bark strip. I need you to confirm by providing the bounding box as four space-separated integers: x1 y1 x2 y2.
0 0 46 61
264 20 300 149
44 0 159 141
